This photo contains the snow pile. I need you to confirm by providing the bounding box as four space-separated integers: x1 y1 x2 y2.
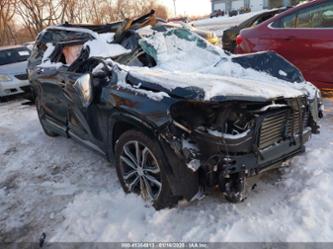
51 191 153 242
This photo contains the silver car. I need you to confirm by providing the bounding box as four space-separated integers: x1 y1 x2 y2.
0 45 31 98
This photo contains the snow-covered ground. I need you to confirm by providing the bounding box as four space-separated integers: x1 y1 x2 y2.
1 97 333 242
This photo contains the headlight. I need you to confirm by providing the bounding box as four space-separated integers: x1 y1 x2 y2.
0 74 12 82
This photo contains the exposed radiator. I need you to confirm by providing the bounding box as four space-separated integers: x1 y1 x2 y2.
258 107 309 150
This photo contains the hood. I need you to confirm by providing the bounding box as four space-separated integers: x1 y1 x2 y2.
0 61 28 75
126 68 308 102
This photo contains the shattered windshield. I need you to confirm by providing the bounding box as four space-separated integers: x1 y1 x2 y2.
138 27 228 72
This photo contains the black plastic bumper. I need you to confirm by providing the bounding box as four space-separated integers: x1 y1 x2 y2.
159 125 311 200
215 127 312 176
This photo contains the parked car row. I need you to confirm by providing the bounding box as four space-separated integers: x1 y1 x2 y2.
210 7 251 18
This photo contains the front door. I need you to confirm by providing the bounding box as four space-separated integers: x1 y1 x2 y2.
63 71 105 154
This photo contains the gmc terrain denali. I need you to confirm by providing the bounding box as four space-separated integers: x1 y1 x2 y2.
28 12 322 209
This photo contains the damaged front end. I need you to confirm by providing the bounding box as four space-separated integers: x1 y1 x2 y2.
160 96 320 202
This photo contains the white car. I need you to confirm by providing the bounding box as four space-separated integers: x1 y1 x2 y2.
0 45 31 99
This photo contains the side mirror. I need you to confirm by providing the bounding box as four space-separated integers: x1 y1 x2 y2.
73 74 93 107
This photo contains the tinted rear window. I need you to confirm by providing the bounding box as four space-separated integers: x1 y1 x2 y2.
0 47 31 66
272 2 333 28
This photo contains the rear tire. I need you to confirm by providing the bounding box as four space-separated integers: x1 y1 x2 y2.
35 95 58 137
115 130 179 210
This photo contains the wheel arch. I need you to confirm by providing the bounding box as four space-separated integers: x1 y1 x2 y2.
107 111 199 201
107 112 159 160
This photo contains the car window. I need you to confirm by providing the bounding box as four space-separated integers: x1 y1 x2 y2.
49 44 83 65
312 5 333 27
253 13 276 26
0 47 31 65
63 45 83 65
272 13 297 28
296 2 333 28
272 2 333 28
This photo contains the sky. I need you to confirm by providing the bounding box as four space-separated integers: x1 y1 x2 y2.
159 0 211 17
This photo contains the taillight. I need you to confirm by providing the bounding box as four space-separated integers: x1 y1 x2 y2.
236 35 243 45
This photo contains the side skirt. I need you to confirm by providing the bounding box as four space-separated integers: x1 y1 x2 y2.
68 130 106 156
43 117 67 137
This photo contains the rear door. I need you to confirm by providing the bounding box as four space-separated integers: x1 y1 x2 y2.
34 63 68 127
268 1 333 88
29 29 94 129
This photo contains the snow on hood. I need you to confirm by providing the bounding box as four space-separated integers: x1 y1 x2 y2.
128 68 305 101
123 28 317 101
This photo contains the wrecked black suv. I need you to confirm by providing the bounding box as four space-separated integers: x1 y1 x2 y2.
28 12 322 209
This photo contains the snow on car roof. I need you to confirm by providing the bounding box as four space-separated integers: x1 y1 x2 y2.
39 31 131 68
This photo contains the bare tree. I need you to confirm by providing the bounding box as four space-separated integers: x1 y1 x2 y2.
1 0 169 46
16 0 63 36
0 0 17 46
84 0 169 24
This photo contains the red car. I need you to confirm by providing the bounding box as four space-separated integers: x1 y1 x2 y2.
236 0 333 90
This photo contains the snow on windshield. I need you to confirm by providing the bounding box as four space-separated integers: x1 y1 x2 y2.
139 27 225 72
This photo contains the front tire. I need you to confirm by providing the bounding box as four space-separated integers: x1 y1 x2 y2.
115 130 178 210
